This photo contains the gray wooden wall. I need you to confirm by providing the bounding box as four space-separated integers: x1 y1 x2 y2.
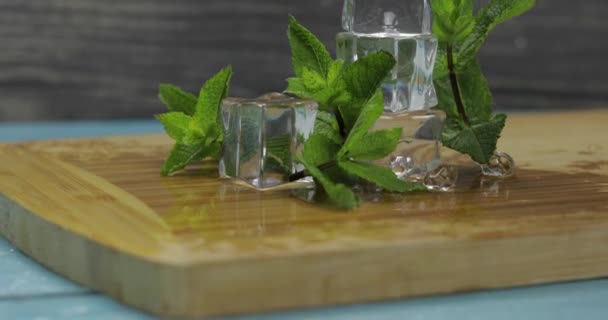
0 0 606 121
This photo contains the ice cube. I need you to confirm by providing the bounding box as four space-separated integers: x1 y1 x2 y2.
373 110 445 182
220 93 318 189
342 0 433 34
337 0 438 113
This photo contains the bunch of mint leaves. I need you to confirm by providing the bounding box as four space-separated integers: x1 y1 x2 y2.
432 0 535 164
156 66 232 176
286 17 424 209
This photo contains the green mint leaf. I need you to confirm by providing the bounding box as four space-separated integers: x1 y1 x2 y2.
155 112 192 142
297 155 358 209
285 77 308 97
160 66 232 176
434 56 500 163
457 0 536 70
161 142 220 177
458 60 493 122
158 84 197 115
338 160 425 193
342 128 402 161
339 51 395 130
340 90 384 157
432 0 475 44
433 49 449 81
193 65 233 134
302 132 340 166
302 68 327 92
286 75 344 111
288 16 333 79
327 60 345 84
433 0 534 164
435 59 493 122
313 111 344 145
443 113 507 164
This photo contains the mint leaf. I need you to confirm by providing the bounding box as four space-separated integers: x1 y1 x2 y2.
286 61 348 110
339 51 395 130
432 0 475 44
193 65 233 134
327 59 345 84
338 160 425 193
457 0 536 70
302 68 326 92
297 155 358 209
313 111 343 145
443 113 507 164
302 132 340 166
342 128 402 161
155 112 191 142
433 0 534 164
433 49 450 81
458 60 493 123
340 90 385 157
286 77 308 97
161 142 220 177
288 16 333 79
158 66 233 176
159 84 197 115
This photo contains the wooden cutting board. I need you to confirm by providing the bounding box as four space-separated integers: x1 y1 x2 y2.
1 111 608 318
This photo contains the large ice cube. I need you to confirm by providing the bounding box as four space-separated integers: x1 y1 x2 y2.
219 93 318 189
338 0 438 113
337 32 437 112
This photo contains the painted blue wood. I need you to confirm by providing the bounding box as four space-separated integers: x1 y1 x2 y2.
0 295 154 320
0 238 87 299
0 120 162 143
1 121 608 319
2 279 608 320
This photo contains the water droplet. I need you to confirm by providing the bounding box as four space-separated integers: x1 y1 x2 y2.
390 156 415 179
481 152 516 178
424 165 459 192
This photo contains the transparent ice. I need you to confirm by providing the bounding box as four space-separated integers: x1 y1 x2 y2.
481 152 516 178
337 0 437 113
372 110 445 182
424 165 459 192
219 93 318 189
341 0 433 34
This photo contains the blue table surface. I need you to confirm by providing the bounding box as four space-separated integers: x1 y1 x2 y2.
1 120 608 320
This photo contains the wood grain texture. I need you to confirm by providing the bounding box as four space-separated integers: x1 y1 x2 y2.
1 111 608 317
1 0 607 120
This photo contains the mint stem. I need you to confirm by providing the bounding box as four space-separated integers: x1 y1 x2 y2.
335 111 347 138
447 44 470 126
289 160 337 182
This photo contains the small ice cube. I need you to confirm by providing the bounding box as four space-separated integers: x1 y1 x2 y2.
220 93 318 189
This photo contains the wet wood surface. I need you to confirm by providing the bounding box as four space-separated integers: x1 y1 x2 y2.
1 0 607 120
0 111 608 317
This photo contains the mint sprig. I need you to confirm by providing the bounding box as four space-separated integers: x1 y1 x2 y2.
432 0 535 164
287 17 424 209
158 84 198 115
156 66 233 176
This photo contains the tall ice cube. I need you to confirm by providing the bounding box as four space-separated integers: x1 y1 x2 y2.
337 0 437 113
220 93 318 189
337 0 448 184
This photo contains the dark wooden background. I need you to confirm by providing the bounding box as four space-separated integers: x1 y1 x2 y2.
0 0 606 121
